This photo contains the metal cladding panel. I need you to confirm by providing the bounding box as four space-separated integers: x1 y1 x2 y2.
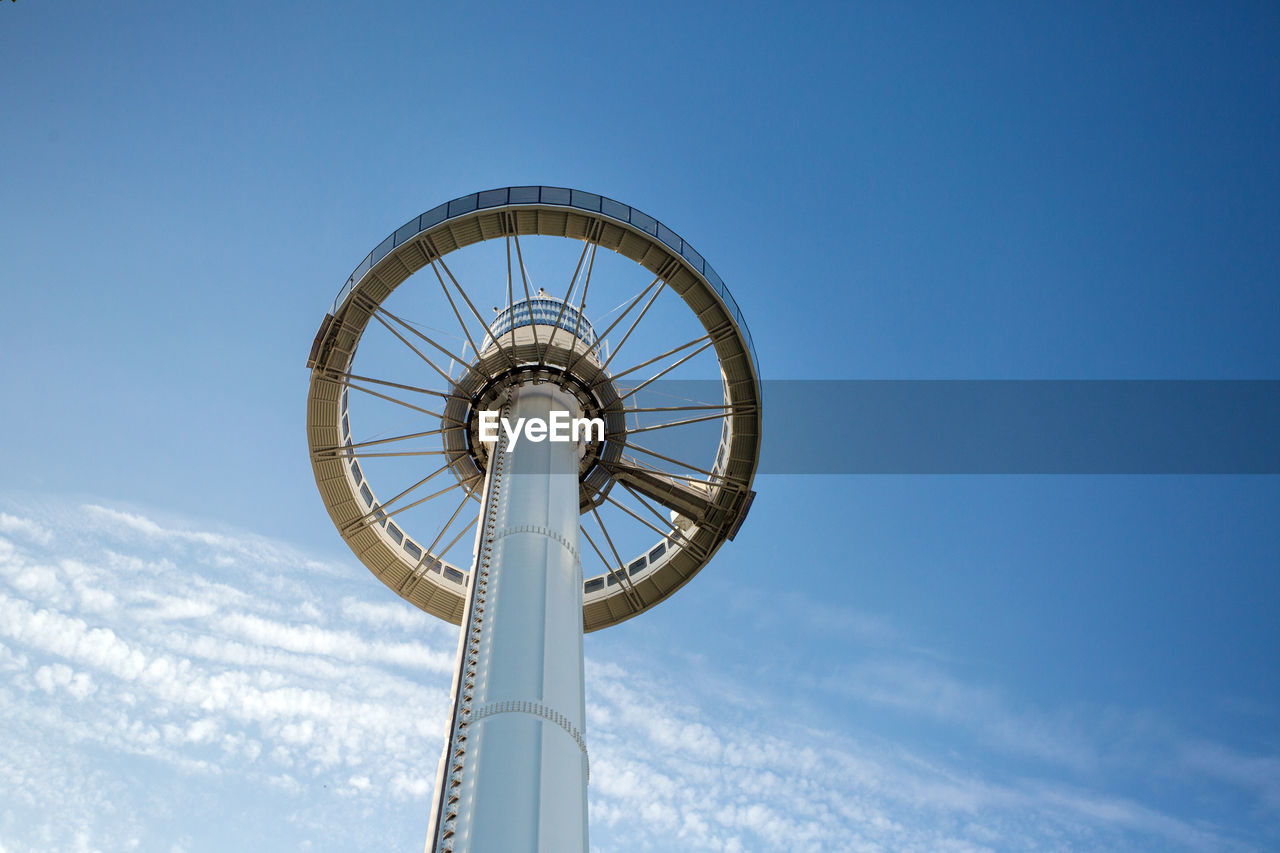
563 212 593 240
316 477 349 505
440 383 589 853
313 459 345 481
348 527 380 555
615 232 652 264
636 243 673 277
603 596 628 624
332 499 364 528
665 267 698 297
311 378 341 402
373 255 412 289
596 221 628 251
463 717 542 849
400 241 429 274
448 218 485 249
536 209 571 236
477 212 507 239
513 209 541 233
696 302 731 333
379 561 412 592
308 401 338 428
583 601 613 630
425 226 460 256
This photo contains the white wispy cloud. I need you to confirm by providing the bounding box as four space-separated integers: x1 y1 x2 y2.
0 496 1273 852
819 656 1099 769
1177 740 1280 811
0 513 53 547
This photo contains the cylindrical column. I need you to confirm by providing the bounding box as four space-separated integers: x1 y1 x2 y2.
429 381 588 853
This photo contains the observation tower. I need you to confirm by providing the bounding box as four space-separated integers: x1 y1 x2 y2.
305 187 761 852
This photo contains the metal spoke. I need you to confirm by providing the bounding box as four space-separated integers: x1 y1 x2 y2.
563 274 662 376
360 297 490 383
622 384 727 407
512 230 540 354
336 371 469 403
603 458 731 490
417 480 483 570
334 449 450 459
315 427 445 455
604 492 708 560
588 508 643 605
589 506 626 571
428 256 486 368
341 462 454 530
433 248 517 370
505 232 516 350
565 235 591 306
614 339 716 402
603 334 712 387
437 514 479 561
378 480 462 520
620 404 738 414
579 524 613 574
337 376 452 421
617 479 686 531
607 410 734 438
606 461 716 527
603 492 676 544
619 439 733 483
595 278 667 375
579 524 640 609
368 462 452 514
371 311 457 387
613 483 708 559
539 239 596 368
571 239 597 346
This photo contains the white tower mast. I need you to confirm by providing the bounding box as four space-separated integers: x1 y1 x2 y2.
306 188 762 853
427 368 593 851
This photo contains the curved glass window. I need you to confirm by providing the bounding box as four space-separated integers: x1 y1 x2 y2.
541 187 571 205
478 188 509 209
485 297 597 349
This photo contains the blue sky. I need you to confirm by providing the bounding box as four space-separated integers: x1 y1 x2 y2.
2 2 1279 851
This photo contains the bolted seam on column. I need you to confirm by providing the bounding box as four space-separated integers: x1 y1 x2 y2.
470 700 589 781
493 525 581 564
434 399 511 852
